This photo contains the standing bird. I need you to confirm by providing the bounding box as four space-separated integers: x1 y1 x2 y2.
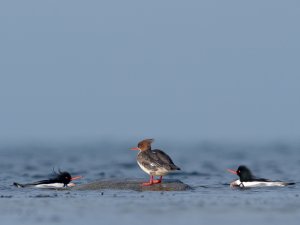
13 170 82 189
227 165 295 188
131 139 180 186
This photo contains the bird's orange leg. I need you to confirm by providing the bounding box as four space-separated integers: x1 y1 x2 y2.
153 176 163 184
142 175 154 186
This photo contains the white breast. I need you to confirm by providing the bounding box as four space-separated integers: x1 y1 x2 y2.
33 183 75 189
137 161 152 175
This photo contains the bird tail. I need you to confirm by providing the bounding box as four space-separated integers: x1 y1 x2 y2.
13 182 25 188
171 165 181 170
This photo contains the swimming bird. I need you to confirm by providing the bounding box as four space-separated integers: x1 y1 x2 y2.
227 165 295 188
131 139 180 186
13 170 82 189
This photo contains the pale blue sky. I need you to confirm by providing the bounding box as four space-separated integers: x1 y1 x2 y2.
0 1 299 142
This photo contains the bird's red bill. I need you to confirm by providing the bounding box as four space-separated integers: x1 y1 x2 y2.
71 176 83 181
130 147 140 150
227 169 237 175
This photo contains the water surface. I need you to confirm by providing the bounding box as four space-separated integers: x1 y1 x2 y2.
0 140 299 225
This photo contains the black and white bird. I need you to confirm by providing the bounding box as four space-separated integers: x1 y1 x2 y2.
227 165 295 188
13 170 82 189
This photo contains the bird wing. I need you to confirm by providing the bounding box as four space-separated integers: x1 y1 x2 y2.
137 151 160 171
252 176 272 182
26 179 59 186
138 149 180 171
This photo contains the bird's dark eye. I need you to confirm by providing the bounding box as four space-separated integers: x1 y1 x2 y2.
65 177 68 179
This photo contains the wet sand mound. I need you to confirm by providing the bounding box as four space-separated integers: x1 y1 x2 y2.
73 179 191 191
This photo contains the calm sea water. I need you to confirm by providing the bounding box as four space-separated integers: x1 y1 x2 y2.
0 140 299 225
